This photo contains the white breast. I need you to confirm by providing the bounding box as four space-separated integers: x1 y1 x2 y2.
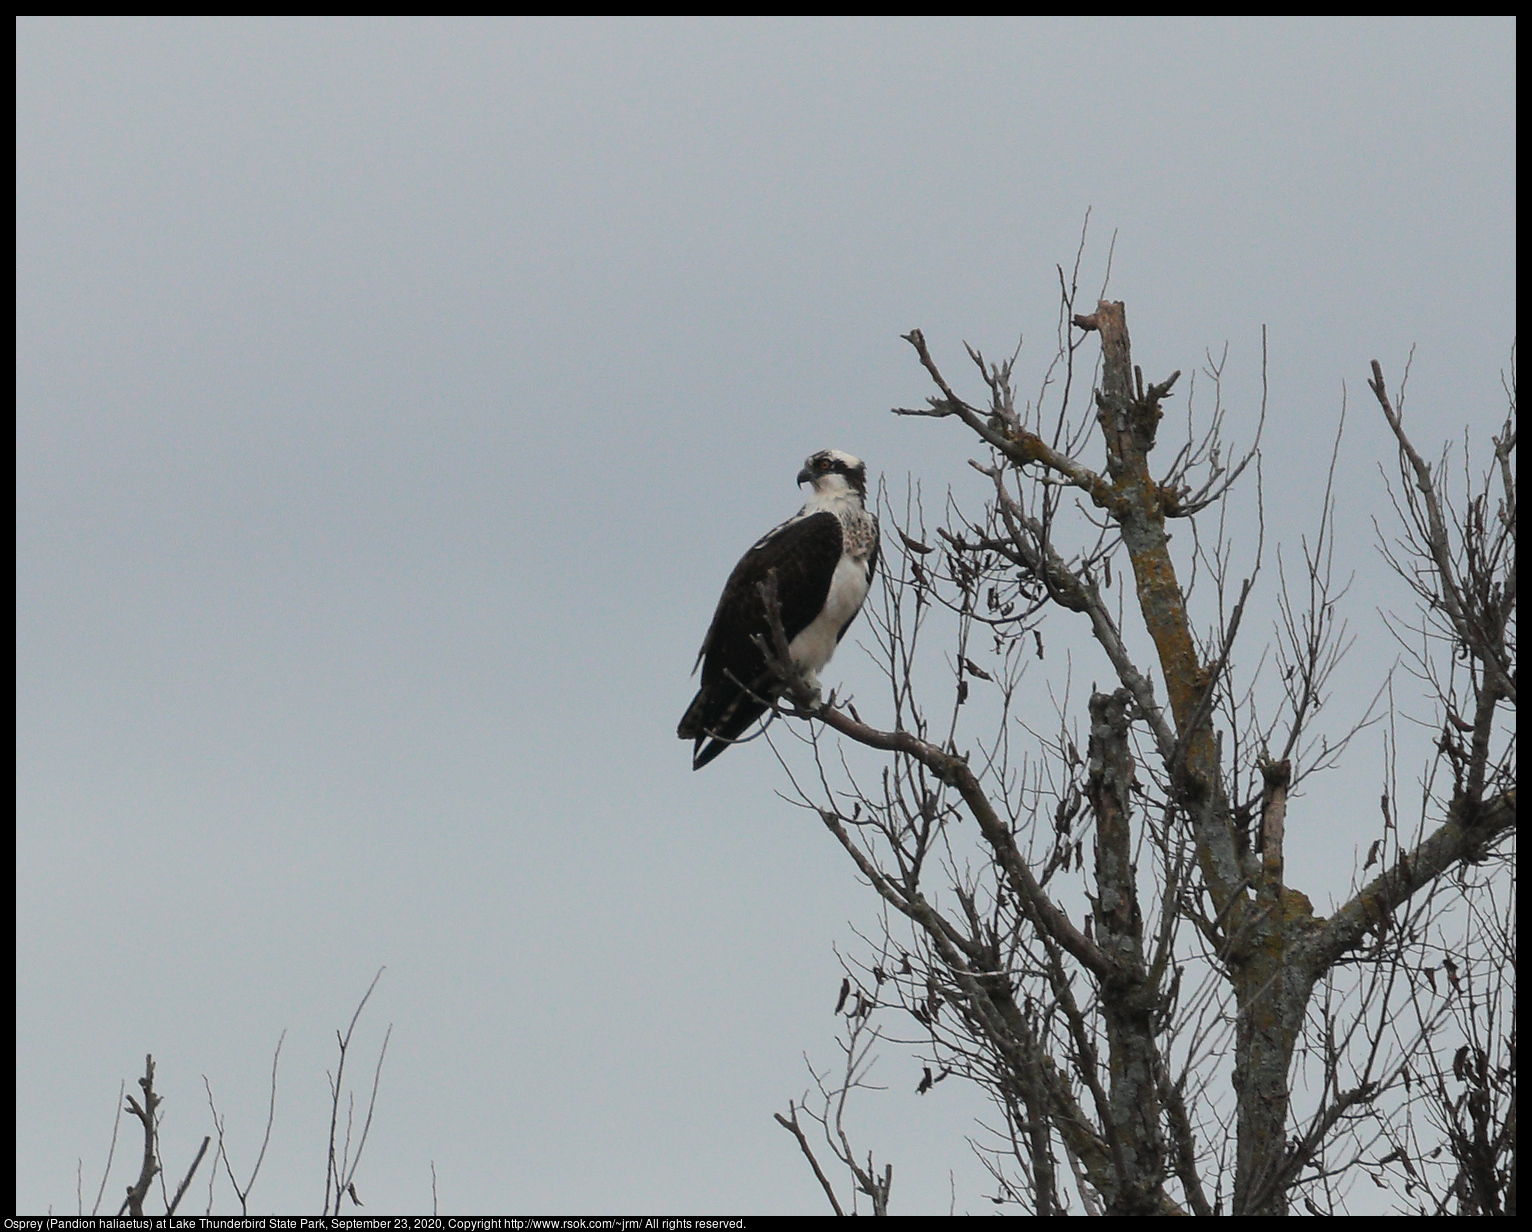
787 552 872 678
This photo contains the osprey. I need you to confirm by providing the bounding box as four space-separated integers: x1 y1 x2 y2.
678 449 880 770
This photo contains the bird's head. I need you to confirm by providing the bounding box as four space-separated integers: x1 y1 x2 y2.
797 449 868 502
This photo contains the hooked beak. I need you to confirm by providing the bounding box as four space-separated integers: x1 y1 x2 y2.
796 466 813 486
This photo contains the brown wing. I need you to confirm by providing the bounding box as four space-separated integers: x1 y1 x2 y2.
678 512 843 769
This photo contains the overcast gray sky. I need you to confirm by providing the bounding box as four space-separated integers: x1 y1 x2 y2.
17 16 1514 1215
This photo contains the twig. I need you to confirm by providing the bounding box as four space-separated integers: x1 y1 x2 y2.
91 1080 125 1215
325 968 387 1215
774 1103 847 1216
167 1136 211 1215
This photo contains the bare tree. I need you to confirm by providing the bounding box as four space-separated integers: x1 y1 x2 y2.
116 1054 211 1217
775 984 898 1216
767 270 1514 1214
204 1030 285 1215
323 966 393 1215
80 970 395 1215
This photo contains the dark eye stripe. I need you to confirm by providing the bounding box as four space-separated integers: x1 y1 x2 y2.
807 452 863 477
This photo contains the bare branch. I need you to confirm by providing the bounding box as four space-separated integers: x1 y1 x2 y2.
119 1055 161 1217
773 1104 846 1217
